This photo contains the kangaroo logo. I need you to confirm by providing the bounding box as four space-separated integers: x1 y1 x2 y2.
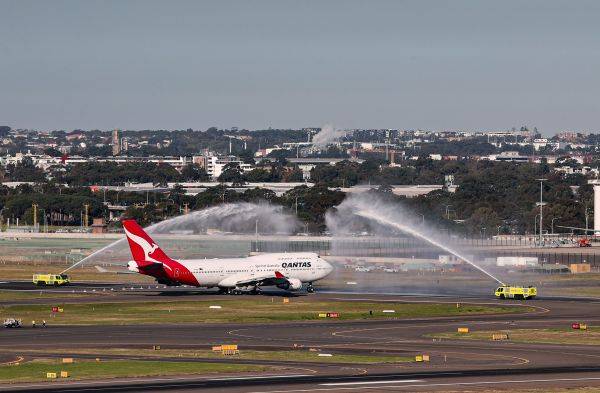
124 227 172 271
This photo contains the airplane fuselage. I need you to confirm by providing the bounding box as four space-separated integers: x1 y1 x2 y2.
127 252 333 289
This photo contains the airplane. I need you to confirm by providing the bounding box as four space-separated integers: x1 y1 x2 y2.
122 219 334 294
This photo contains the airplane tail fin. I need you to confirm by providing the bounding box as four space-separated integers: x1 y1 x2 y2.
122 219 174 267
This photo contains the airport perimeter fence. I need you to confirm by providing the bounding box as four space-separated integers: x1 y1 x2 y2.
251 238 600 267
251 237 532 257
251 235 596 253
489 249 600 268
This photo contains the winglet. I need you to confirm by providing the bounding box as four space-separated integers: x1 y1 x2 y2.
274 271 285 279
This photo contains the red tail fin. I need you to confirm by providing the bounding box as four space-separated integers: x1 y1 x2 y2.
122 219 174 266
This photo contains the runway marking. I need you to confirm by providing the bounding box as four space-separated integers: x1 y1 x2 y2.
0 355 23 365
320 379 424 386
0 373 312 391
247 376 600 393
208 374 312 381
328 297 550 315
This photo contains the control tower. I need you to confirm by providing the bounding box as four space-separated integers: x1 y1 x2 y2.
588 179 600 235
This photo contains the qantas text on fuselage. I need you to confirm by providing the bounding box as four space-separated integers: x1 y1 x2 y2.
122 219 333 293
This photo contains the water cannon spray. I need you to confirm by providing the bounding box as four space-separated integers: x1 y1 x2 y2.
353 210 505 285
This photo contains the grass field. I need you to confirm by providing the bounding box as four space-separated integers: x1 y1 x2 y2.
0 298 528 325
0 358 268 383
430 327 598 345
0 264 152 283
548 287 600 297
0 290 93 301
18 348 413 364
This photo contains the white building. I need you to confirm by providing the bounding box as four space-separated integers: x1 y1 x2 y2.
533 138 549 151
203 155 253 179
496 256 538 267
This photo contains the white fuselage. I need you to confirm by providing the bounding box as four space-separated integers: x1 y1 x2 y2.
151 252 333 288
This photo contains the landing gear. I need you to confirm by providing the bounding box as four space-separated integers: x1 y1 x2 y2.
221 286 262 295
306 283 315 293
230 288 243 295
249 285 262 295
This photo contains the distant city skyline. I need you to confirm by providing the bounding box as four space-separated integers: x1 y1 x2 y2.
1 0 599 136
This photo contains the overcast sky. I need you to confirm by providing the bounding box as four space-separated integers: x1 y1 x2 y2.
1 0 599 135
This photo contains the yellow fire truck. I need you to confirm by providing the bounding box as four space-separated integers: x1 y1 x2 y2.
32 274 70 286
495 285 537 300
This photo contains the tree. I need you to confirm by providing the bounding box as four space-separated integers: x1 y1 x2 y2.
243 187 277 202
218 163 245 186
180 164 209 181
43 147 63 157
194 185 240 208
285 168 305 182
6 157 46 182
244 168 272 182
282 185 345 228
466 207 501 236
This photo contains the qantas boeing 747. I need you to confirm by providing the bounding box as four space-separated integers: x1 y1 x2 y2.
122 219 333 294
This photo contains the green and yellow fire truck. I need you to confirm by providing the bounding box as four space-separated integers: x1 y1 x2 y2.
495 285 536 300
32 274 70 286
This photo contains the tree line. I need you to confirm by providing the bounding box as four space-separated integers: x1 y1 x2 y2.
0 157 594 236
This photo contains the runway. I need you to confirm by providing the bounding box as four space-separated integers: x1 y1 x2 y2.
2 292 600 391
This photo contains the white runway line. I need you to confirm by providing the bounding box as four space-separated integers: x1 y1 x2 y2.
0 374 311 391
248 376 600 393
209 374 311 381
320 379 423 386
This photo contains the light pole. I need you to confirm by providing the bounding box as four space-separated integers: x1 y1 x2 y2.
551 216 561 235
534 213 540 236
444 205 452 220
536 178 547 244
585 203 590 234
40 208 47 233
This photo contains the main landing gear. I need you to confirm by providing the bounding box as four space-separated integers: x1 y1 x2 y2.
306 283 315 293
249 285 262 295
222 286 261 295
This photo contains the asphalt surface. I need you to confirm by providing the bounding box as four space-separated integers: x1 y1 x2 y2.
2 291 600 392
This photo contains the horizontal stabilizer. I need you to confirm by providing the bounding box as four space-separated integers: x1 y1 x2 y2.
94 265 136 275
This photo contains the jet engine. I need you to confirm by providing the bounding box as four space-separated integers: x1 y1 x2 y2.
277 278 302 291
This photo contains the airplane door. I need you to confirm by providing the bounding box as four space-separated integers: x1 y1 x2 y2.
175 268 180 279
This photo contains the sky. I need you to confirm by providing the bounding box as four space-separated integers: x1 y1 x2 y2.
1 0 599 135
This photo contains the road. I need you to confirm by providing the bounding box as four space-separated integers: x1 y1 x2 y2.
1 292 600 391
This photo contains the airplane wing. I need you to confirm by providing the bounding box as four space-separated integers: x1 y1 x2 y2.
226 271 289 288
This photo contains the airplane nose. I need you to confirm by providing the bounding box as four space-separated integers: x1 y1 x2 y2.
323 260 334 275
